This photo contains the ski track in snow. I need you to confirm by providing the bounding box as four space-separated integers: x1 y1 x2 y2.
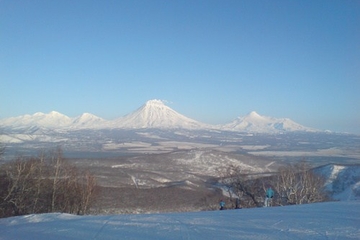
92 215 115 240
130 175 139 188
265 161 275 171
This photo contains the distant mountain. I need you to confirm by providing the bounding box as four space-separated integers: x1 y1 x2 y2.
0 111 107 130
112 100 209 129
0 111 72 129
222 111 316 133
71 113 108 129
0 99 317 133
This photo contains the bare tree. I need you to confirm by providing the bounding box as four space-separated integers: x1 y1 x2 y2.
46 149 99 215
221 161 329 209
272 161 328 205
0 143 4 161
0 157 46 215
220 165 264 208
31 153 49 213
0 148 99 218
49 147 65 212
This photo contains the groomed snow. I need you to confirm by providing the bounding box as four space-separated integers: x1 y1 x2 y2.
0 201 359 240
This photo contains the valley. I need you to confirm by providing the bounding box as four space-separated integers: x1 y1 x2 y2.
3 128 360 165
58 131 359 214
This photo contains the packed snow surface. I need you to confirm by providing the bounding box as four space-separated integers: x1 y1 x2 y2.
0 201 359 240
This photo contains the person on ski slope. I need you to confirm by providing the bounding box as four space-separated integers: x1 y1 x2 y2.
235 198 241 209
264 187 274 207
219 200 225 210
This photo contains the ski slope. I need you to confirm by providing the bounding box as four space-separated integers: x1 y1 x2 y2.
0 201 359 239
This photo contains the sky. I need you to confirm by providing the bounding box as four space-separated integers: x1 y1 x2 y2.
0 201 359 239
1 0 359 133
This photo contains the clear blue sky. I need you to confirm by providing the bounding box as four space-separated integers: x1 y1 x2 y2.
1 0 359 133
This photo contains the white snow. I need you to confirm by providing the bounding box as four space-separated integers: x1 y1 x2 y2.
0 134 24 143
0 201 359 239
248 147 360 159
240 145 270 150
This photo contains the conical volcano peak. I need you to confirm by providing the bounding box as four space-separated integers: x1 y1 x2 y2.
113 99 207 129
141 99 171 113
246 111 264 120
142 99 171 112
75 113 103 121
145 99 166 106
249 111 261 117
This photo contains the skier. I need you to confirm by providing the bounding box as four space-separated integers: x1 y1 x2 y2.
264 187 274 207
219 200 225 210
235 198 241 209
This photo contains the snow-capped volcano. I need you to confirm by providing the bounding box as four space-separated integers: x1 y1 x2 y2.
72 113 107 129
0 111 72 129
223 111 315 133
112 100 208 129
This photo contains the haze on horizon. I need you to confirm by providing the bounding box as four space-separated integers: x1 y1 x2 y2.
1 1 359 134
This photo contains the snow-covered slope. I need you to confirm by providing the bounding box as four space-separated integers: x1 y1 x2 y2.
0 201 359 240
223 111 316 133
314 164 360 201
111 99 209 129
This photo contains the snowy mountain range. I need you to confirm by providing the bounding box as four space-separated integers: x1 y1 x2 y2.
221 110 315 133
0 99 316 133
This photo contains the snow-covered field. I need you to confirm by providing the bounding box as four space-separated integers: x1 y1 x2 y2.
1 201 359 240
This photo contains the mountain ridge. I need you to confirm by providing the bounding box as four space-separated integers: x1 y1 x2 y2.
222 111 316 133
0 99 318 133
